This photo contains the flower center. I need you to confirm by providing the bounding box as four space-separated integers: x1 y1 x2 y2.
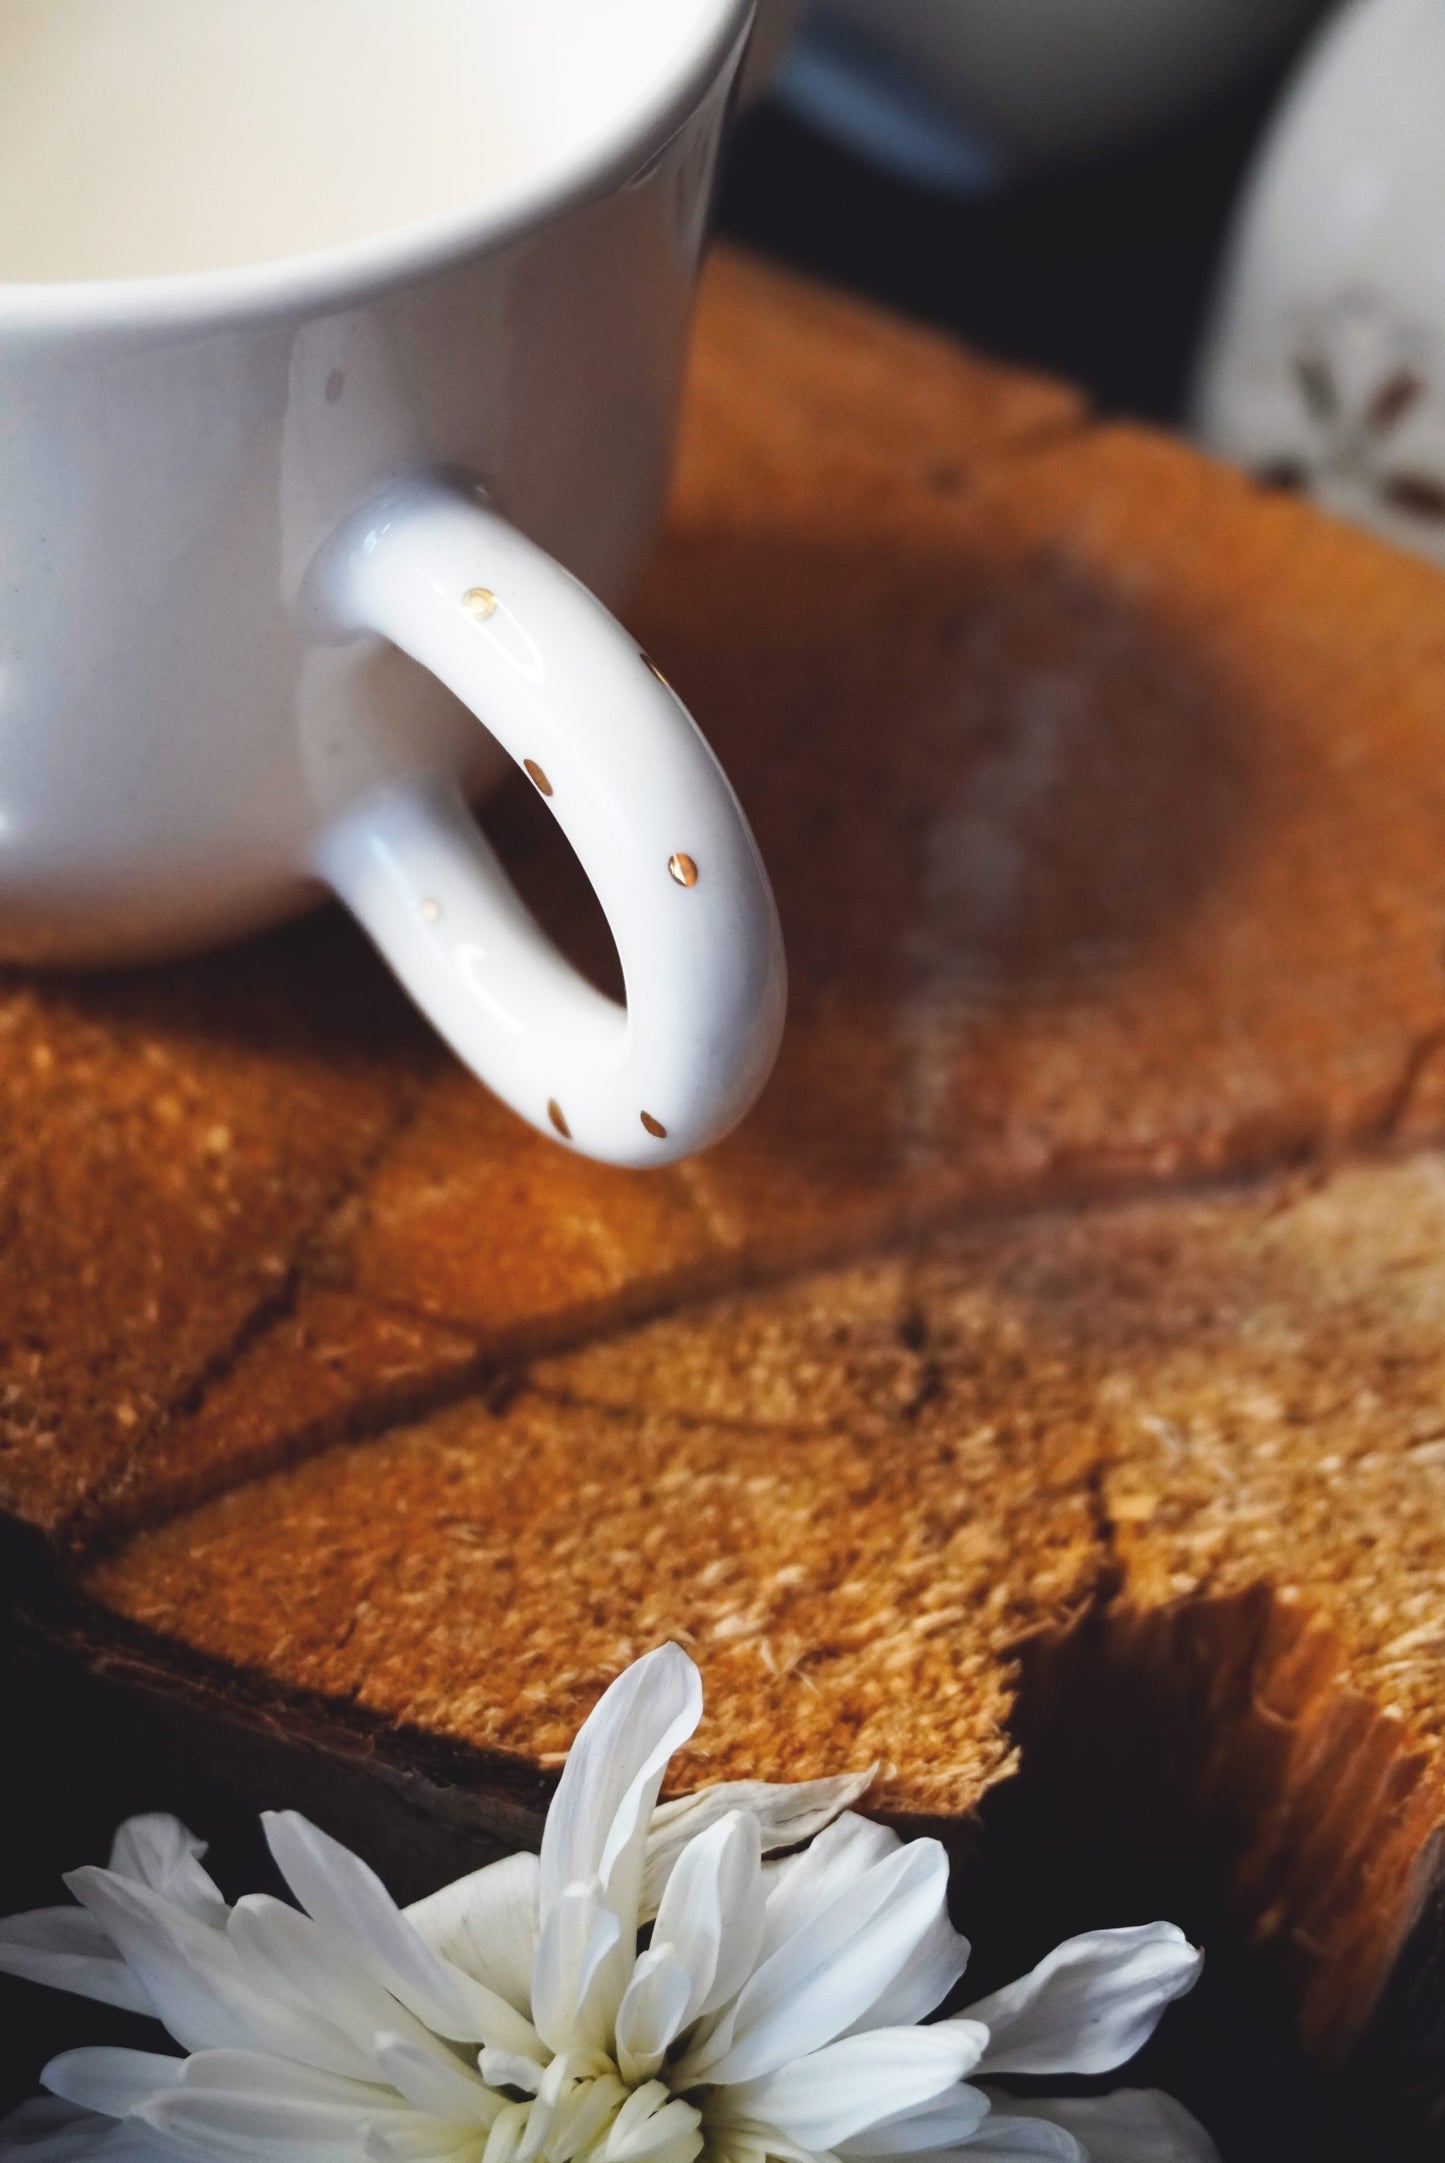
494 2053 705 2163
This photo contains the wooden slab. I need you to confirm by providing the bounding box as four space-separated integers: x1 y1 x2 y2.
10 249 1445 2141
11 248 1445 1549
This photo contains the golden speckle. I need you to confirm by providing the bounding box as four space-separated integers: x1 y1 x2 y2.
668 853 699 888
114 1403 139 1430
463 587 498 620
548 1100 572 1140
204 1124 233 1155
420 898 442 924
641 1112 668 1140
525 760 554 798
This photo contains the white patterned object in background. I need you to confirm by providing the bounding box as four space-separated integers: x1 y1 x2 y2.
1197 0 1445 566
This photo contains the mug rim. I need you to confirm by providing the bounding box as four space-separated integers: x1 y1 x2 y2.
0 0 755 340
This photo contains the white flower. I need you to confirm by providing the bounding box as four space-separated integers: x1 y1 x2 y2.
0 1645 1212 2163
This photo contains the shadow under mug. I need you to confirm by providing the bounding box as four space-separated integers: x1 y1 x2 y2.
0 0 785 1170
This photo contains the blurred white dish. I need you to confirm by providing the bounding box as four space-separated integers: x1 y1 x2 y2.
1196 0 1445 568
787 0 1326 186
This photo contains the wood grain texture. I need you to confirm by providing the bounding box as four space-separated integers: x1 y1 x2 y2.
8 250 1445 2132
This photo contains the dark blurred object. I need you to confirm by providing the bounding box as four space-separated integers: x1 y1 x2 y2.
783 0 1324 185
719 58 1304 424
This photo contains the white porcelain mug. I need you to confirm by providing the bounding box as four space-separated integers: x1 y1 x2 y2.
0 0 785 1169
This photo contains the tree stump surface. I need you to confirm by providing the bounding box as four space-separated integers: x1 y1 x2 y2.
7 247 1445 2137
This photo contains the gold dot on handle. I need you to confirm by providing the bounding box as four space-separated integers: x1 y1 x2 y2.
548 1100 572 1140
524 759 554 798
641 1112 668 1139
419 898 442 924
464 587 498 620
668 853 698 888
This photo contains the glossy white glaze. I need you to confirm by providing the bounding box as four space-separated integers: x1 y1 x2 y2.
0 0 786 1167
1196 0 1445 569
315 483 786 1168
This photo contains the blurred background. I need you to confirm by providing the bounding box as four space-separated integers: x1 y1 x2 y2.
724 0 1321 422
724 0 1445 576
715 11 1440 2155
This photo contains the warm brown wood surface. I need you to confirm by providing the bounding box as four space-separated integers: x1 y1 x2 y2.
9 248 1445 2134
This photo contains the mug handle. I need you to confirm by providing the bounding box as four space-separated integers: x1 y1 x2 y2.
309 479 786 1169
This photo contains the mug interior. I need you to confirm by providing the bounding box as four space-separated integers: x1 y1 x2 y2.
0 0 737 285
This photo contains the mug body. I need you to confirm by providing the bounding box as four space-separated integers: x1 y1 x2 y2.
0 10 745 963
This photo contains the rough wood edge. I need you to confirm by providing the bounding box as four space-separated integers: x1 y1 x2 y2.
1014 1585 1445 2085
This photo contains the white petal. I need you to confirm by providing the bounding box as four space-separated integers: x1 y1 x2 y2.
539 1649 702 1951
834 2057 992 2156
264 1814 539 2054
838 1901 970 2040
0 2125 172 2163
0 1820 227 2024
364 2126 477 2163
615 1948 696 2083
228 1894 457 2085
602 2083 666 2160
0 2093 165 2163
364 2121 478 2163
481 2100 531 2163
178 2053 404 2110
967 1927 1203 2078
64 1866 297 2058
709 2136 817 2163
653 1811 765 2027
108 1819 228 1928
405 1854 538 2015
714 2026 985 2151
604 2089 704 2163
371 2034 501 2127
510 2055 570 2163
41 2053 183 2120
516 2057 621 2163
982 2091 1221 2162
684 1837 956 2085
538 2073 627 2163
0 2102 102 2163
701 2146 768 2163
530 1882 623 2056
138 2052 407 2163
478 2053 545 2098
139 2090 374 2163
935 2118 1082 2161
642 1773 875 1921
758 1817 902 1960
0 1908 153 2018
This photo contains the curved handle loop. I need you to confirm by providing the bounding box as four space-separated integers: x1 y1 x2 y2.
311 479 786 1169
